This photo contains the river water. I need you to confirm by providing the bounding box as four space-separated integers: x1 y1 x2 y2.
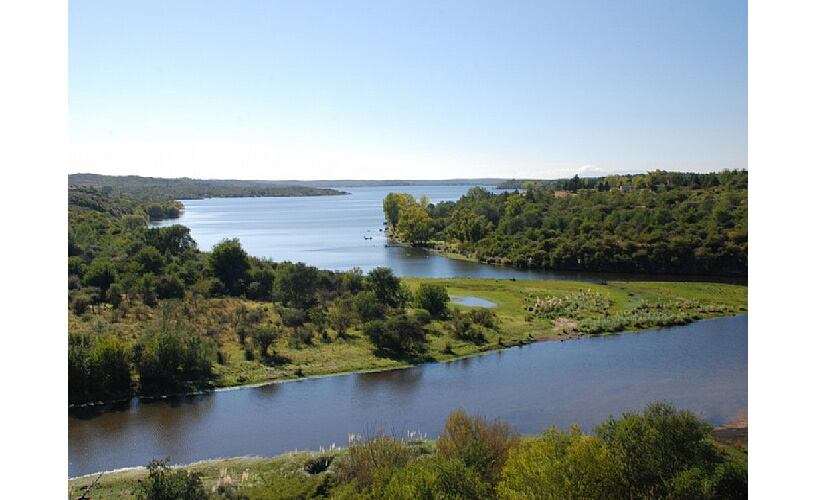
152 185 744 283
69 315 747 477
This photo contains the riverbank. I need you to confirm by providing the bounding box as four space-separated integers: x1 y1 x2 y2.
68 278 747 404
69 421 747 498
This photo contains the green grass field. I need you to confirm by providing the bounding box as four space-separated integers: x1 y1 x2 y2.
69 278 747 393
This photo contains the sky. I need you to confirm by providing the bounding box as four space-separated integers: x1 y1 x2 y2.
69 0 747 180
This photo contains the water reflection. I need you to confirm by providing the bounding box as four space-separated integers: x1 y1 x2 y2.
70 316 747 476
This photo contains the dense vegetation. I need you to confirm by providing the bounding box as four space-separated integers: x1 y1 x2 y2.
69 403 747 499
69 186 746 405
68 187 504 403
386 170 748 276
69 174 345 200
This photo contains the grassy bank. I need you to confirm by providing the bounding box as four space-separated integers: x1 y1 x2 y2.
69 278 746 395
68 417 747 499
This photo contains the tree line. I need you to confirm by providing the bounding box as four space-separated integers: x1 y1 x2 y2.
385 170 747 275
69 174 345 200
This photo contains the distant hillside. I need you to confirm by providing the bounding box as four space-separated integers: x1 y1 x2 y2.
265 178 511 188
68 174 347 200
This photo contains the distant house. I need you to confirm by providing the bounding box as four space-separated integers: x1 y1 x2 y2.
619 184 632 193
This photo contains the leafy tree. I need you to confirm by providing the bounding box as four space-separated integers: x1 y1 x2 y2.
135 246 165 274
354 291 386 322
274 261 319 308
413 283 449 318
328 297 356 337
208 238 250 296
367 267 408 308
396 204 433 244
137 273 158 306
363 315 427 358
83 259 117 295
253 328 280 357
90 335 132 400
107 282 124 309
383 192 414 227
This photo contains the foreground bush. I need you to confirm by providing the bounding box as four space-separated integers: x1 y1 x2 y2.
499 426 626 499
134 459 207 500
437 409 520 486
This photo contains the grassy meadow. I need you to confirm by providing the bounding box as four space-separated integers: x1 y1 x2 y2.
69 277 747 393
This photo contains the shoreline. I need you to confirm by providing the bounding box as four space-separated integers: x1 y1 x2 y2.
69 419 748 481
69 313 746 410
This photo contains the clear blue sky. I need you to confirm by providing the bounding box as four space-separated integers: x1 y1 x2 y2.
69 0 747 180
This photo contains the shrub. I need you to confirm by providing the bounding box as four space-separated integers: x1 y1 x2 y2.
336 435 415 491
498 426 626 500
280 307 306 327
413 283 449 318
354 291 386 322
328 296 356 337
410 308 432 326
436 409 520 486
288 326 315 348
71 293 91 315
594 401 721 499
380 456 491 500
362 315 427 358
134 459 207 500
469 308 497 329
134 329 214 394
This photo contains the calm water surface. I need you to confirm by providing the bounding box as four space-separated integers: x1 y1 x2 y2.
154 185 744 283
69 315 747 477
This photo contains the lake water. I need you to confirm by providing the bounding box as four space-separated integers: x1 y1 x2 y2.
153 185 744 283
69 315 747 477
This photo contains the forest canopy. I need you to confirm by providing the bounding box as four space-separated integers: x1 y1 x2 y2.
385 170 747 276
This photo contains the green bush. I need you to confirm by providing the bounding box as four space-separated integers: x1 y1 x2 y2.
499 426 625 500
380 456 491 500
413 283 450 318
437 409 520 486
362 315 427 358
134 459 207 500
354 291 386 322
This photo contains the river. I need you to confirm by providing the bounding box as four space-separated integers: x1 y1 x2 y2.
152 185 744 283
69 315 747 477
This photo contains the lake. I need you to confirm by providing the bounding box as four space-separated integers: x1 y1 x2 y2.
153 185 744 283
69 315 747 477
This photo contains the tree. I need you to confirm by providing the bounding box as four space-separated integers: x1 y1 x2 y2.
90 335 132 400
274 261 319 308
383 193 414 227
594 401 720 499
413 283 449 318
362 314 427 357
367 267 408 308
253 328 280 357
396 204 433 244
328 296 356 337
135 246 165 274
107 282 124 309
354 291 386 322
208 239 250 296
83 259 117 295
